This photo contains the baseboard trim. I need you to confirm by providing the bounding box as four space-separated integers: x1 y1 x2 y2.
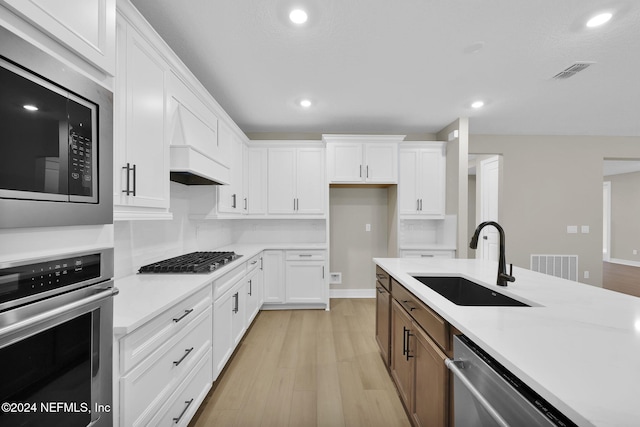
329 289 376 298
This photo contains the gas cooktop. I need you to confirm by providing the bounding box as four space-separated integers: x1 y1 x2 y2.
138 251 242 274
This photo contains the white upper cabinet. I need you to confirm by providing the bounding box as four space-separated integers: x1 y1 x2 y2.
1 0 116 74
217 127 244 214
246 147 267 215
113 14 171 219
267 145 325 216
398 142 446 218
324 135 404 184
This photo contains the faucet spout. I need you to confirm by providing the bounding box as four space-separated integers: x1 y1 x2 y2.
470 221 515 287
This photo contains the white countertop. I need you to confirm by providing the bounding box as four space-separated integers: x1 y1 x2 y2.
113 243 326 335
374 257 640 427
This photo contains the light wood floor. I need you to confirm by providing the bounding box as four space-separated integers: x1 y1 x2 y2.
189 298 410 427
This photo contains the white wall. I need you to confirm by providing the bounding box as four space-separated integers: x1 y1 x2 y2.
470 134 640 287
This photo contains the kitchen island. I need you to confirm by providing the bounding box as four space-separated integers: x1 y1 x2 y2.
374 257 640 427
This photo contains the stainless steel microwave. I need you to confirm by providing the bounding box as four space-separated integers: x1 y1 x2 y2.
0 25 113 229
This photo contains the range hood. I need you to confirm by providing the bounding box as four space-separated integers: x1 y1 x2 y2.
169 104 230 185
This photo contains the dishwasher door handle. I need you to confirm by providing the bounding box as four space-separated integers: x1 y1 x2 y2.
445 358 511 427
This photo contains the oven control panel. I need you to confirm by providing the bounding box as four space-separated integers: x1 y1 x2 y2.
0 253 101 306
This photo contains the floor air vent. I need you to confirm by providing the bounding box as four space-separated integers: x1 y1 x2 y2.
531 254 578 281
552 62 594 79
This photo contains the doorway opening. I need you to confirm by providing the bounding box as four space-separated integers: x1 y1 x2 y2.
468 154 502 261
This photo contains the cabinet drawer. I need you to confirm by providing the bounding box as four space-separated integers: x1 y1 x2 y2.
376 266 391 292
401 250 455 259
285 250 325 261
246 253 262 273
149 348 213 427
121 307 212 427
392 279 449 352
120 285 212 373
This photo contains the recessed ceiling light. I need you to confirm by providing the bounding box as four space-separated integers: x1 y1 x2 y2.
23 104 38 111
586 12 612 28
471 101 484 109
289 9 308 24
300 99 312 108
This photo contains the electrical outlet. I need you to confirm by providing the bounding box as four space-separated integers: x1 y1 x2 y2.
581 225 590 234
584 271 590 279
330 272 342 284
365 224 371 232
634 250 638 255
567 225 578 234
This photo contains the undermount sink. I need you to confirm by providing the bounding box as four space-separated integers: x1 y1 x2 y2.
413 276 530 307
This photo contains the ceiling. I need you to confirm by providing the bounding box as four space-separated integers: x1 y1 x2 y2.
130 0 640 137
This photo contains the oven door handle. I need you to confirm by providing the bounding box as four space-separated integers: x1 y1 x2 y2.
445 358 511 427
0 287 118 337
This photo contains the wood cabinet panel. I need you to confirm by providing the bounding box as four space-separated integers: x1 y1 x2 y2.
375 282 391 366
412 322 448 427
392 279 449 354
391 299 414 406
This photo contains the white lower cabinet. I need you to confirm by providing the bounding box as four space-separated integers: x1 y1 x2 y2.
212 254 265 380
148 348 212 427
285 251 326 304
262 250 285 304
213 271 245 379
245 256 263 325
262 250 327 308
117 286 212 427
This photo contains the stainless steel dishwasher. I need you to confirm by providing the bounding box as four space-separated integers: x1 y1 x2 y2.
446 335 577 427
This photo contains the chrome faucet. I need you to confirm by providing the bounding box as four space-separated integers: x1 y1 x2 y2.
470 221 515 287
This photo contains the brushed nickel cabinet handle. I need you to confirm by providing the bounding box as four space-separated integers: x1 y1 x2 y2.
172 309 193 323
172 399 194 423
173 347 194 366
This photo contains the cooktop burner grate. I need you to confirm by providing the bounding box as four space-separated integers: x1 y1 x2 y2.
138 251 242 274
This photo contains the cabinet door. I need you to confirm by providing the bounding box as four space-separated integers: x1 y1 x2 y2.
412 323 448 427
246 147 267 214
398 149 420 215
212 290 233 379
285 260 325 303
375 285 391 366
365 143 397 183
417 148 445 216
231 288 246 347
218 134 243 213
296 148 325 214
391 299 414 408
117 24 169 210
2 0 116 74
262 250 284 303
267 148 296 214
245 267 262 325
328 143 363 183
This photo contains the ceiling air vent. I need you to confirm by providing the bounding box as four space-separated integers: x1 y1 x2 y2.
552 62 595 79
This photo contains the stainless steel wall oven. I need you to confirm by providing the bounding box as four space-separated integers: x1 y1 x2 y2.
0 25 113 229
0 248 116 427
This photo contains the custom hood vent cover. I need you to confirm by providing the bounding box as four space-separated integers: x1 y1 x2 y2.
552 62 594 79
